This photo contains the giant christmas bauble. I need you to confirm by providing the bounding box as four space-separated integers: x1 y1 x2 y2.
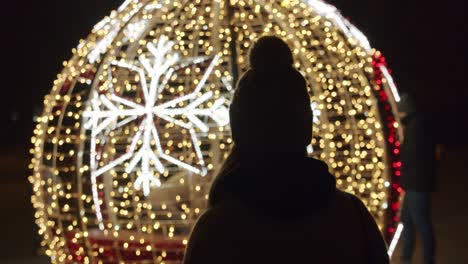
30 0 402 262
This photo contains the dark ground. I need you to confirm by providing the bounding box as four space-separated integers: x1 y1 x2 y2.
0 144 467 263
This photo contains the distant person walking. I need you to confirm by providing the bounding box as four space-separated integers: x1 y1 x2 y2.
183 36 389 264
399 92 436 264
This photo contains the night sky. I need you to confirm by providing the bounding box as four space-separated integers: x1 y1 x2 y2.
3 0 467 151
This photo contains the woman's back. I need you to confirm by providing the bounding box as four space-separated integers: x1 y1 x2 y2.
184 190 388 264
184 36 389 264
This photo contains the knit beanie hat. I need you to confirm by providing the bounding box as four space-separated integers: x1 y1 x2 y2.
229 36 313 153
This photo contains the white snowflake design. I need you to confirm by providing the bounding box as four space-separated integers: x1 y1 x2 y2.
83 36 228 226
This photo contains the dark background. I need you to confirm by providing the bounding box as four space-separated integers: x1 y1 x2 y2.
1 0 467 262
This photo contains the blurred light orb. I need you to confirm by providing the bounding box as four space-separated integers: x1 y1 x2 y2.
30 0 402 262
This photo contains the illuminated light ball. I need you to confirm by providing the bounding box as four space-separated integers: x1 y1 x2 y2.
29 0 402 262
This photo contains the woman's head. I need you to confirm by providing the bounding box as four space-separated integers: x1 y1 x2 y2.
249 35 294 71
229 36 313 155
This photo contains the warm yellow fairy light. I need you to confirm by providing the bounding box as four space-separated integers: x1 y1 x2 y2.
30 0 401 263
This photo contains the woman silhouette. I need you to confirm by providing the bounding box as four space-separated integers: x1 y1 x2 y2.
183 36 389 264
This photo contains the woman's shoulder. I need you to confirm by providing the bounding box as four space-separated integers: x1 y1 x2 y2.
203 191 366 221
331 190 366 205
331 191 382 231
184 199 243 264
188 197 246 247
338 191 370 213
331 190 359 205
326 190 373 219
196 196 244 224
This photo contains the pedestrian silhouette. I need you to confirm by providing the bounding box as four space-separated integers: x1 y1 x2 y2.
399 92 436 264
183 36 389 264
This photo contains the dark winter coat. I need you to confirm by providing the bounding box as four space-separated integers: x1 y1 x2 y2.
400 113 436 192
184 36 388 264
183 156 389 264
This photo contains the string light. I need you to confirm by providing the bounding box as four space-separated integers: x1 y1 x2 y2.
29 0 402 262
